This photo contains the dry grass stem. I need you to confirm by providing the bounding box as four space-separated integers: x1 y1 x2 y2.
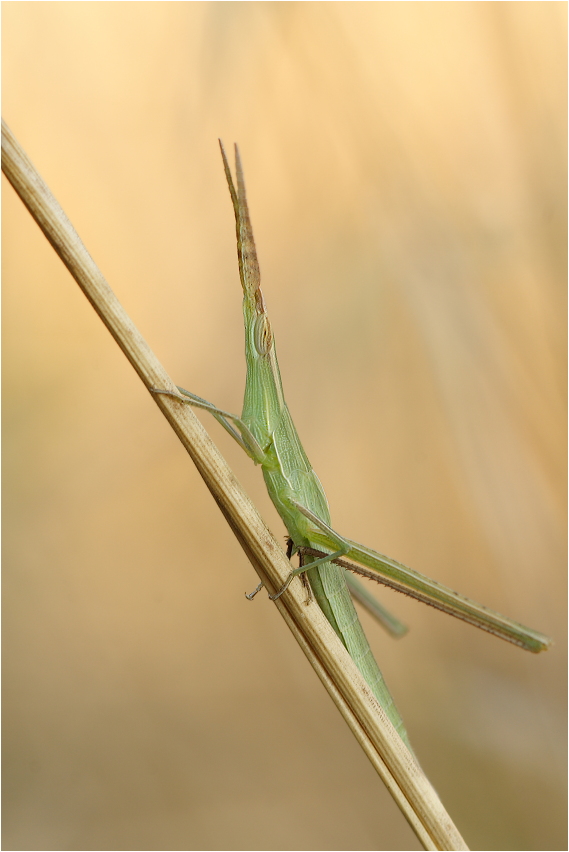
2 118 469 851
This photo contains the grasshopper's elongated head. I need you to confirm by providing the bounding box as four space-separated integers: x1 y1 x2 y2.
219 141 286 445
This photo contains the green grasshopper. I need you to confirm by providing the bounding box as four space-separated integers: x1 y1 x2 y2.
152 143 551 749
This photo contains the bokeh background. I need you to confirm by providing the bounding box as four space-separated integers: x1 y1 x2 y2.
3 3 566 850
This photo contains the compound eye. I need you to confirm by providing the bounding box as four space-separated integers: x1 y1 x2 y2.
254 313 273 356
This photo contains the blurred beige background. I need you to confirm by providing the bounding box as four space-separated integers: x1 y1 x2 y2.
2 3 566 850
